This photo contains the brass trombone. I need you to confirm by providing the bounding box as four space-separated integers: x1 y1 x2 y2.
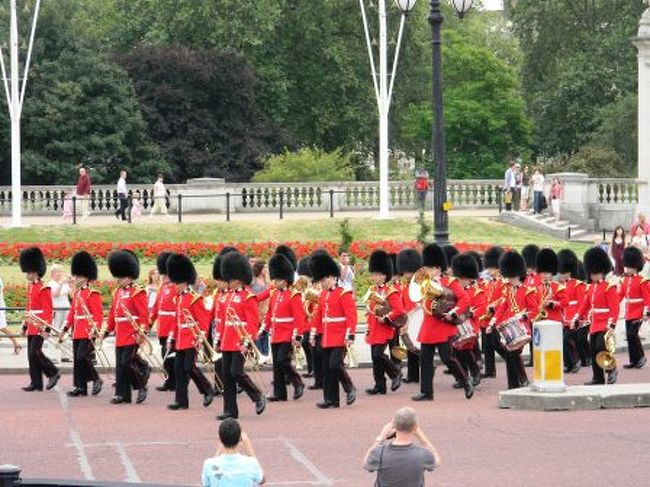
120 304 167 380
79 300 112 374
182 309 223 393
26 311 74 360
226 307 268 394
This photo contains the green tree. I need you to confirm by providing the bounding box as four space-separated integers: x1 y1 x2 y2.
253 148 354 182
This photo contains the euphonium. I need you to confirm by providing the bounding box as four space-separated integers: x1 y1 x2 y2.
303 285 321 305
596 327 617 372
391 342 408 361
362 288 387 307
292 275 310 293
408 269 444 304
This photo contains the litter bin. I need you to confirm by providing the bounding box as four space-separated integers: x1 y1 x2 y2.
531 320 566 392
0 465 21 487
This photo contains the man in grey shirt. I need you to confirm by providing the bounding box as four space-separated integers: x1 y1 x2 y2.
363 407 440 486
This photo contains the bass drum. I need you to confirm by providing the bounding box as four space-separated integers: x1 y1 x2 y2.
401 307 424 354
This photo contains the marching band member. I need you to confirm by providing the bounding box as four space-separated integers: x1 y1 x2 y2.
364 250 405 395
522 244 540 366
20 247 60 392
62 251 103 397
150 251 176 391
166 253 215 410
451 253 482 386
106 250 150 404
479 246 504 379
413 244 474 401
215 251 266 420
574 261 592 366
210 249 236 395
297 257 316 380
396 248 422 383
490 251 539 389
574 247 620 385
467 250 485 366
260 253 306 402
619 246 649 369
309 251 358 409
557 249 585 373
442 245 459 277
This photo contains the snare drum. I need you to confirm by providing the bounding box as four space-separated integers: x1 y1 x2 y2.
401 307 424 354
497 316 531 352
452 320 477 350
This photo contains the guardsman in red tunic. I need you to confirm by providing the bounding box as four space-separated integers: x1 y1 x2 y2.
20 247 60 392
522 244 540 366
619 246 649 369
557 249 586 373
106 250 150 404
62 251 103 397
215 251 266 420
297 257 316 381
413 244 474 402
364 250 405 395
396 248 422 383
491 251 540 389
166 254 215 410
150 251 176 391
310 251 358 409
479 246 504 379
210 249 236 395
574 246 620 385
260 253 306 402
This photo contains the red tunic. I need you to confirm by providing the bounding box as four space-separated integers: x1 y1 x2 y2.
174 291 211 351
418 277 470 345
311 286 357 348
535 281 568 323
262 288 305 343
396 278 417 314
575 280 620 334
150 282 177 338
493 283 539 330
468 284 486 334
563 279 586 327
216 287 260 352
24 281 53 336
618 274 650 320
65 287 103 339
365 284 405 345
525 272 542 288
106 285 149 347
479 278 505 329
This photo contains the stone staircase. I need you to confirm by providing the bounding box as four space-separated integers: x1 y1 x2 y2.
498 210 593 241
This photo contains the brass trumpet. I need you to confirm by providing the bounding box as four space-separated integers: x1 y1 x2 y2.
120 304 167 380
26 311 74 360
182 309 223 393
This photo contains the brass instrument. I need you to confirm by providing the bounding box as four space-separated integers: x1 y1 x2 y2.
408 269 444 304
344 342 359 368
293 339 307 370
292 275 310 293
26 311 74 360
182 309 223 393
226 307 268 394
596 327 617 376
120 304 167 380
302 284 321 320
391 342 408 361
533 282 552 322
78 300 112 373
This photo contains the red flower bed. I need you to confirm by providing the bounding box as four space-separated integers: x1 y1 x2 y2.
0 240 492 263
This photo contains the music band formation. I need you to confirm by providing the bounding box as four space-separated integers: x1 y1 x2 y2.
17 239 647 419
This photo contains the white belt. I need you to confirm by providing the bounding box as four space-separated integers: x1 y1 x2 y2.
226 320 247 327
592 308 610 314
568 301 578 305
159 311 175 316
272 317 294 323
115 317 136 322
179 323 193 329
628 298 644 303
323 317 346 323
30 310 43 315
74 316 89 321
214 318 222 324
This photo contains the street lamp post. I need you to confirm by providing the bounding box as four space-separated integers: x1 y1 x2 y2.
428 0 472 243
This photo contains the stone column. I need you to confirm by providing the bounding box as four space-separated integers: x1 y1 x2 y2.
635 5 650 213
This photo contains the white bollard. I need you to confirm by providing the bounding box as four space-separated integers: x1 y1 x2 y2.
531 320 566 393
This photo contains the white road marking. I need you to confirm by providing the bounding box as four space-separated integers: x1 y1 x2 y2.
55 388 95 481
115 442 141 483
280 436 334 486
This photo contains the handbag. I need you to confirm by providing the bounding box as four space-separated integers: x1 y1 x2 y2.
504 190 513 204
540 194 548 210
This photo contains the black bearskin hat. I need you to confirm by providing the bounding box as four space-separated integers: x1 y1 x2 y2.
213 247 237 280
220 251 253 285
443 245 459 269
219 245 238 256
71 251 98 281
484 246 504 270
499 251 526 279
275 244 297 271
108 250 140 279
397 248 422 274
389 253 398 277
577 261 586 281
422 243 448 272
467 250 484 273
156 251 172 275
167 253 197 285
623 246 645 272
521 244 540 270
19 247 46 278
557 249 578 276
452 253 479 280
536 248 558 275
369 249 393 280
309 252 340 281
297 257 312 278
269 253 295 284
583 247 612 276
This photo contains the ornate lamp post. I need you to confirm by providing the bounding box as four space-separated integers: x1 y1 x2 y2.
429 0 473 243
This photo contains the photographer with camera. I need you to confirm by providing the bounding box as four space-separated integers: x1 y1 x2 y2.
363 407 440 486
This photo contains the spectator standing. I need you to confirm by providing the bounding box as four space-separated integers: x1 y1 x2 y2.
48 264 71 363
503 163 516 211
131 190 143 220
414 168 430 211
631 226 650 277
150 174 168 216
520 165 530 211
531 168 545 214
338 251 355 292
147 268 160 312
513 163 522 211
609 226 626 276
202 418 264 487
630 213 650 237
75 167 91 219
549 177 563 224
363 407 440 487
62 191 74 225
251 260 270 359
114 170 129 221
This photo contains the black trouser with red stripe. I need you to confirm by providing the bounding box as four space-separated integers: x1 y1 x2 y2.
271 342 304 399
73 338 99 392
221 351 262 418
159 337 176 390
482 328 496 376
371 343 400 392
312 334 324 388
456 346 480 380
322 346 345 405
590 331 608 384
27 335 58 390
174 348 212 407
302 331 313 374
115 345 146 401
487 330 526 389
420 340 468 397
563 328 579 370
626 319 645 366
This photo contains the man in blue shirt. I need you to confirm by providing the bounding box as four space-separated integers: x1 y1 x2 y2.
202 419 264 487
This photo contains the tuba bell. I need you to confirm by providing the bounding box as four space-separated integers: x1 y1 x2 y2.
596 327 617 372
408 269 444 303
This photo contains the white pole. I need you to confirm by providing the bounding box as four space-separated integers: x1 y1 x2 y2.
10 0 21 227
378 0 390 218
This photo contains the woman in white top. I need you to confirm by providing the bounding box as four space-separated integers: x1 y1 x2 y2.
0 277 22 354
531 169 545 214
48 265 71 361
